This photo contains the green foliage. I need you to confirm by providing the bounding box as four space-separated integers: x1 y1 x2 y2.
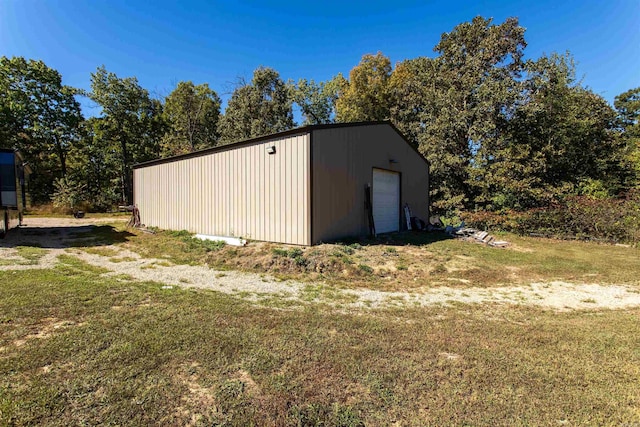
615 87 640 188
161 81 221 156
87 66 165 204
218 67 294 143
291 78 339 125
386 17 528 211
66 118 121 211
0 56 83 202
272 247 303 259
289 403 364 427
358 264 373 274
51 178 87 212
481 54 629 209
272 247 308 267
335 52 392 122
462 192 640 244
167 230 226 252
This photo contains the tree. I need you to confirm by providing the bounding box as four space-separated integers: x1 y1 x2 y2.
386 17 527 212
484 54 628 208
335 52 392 122
0 56 83 202
65 118 121 211
291 78 340 125
88 66 165 204
615 87 640 188
162 81 221 156
218 67 294 143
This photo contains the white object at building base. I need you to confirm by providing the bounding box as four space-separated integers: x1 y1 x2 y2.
195 234 247 246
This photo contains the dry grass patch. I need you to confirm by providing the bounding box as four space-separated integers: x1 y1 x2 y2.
115 226 640 292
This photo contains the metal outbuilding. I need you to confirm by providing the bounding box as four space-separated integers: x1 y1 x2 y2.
133 121 429 245
1 148 29 237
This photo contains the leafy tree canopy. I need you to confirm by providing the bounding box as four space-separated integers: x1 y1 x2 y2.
0 56 82 202
218 67 294 143
335 52 392 123
88 66 165 204
162 81 221 156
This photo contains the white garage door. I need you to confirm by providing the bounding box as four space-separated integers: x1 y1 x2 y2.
372 168 400 234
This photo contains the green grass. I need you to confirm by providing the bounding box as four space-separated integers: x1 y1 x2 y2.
1 259 639 425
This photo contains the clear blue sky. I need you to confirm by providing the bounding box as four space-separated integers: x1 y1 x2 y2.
1 0 638 117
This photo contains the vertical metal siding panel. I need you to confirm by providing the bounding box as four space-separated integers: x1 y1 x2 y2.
250 144 256 239
299 135 304 245
215 153 219 235
265 142 270 241
232 149 237 236
225 150 230 235
207 156 211 235
171 162 176 230
239 147 244 237
290 137 297 243
225 150 230 236
178 161 182 229
298 135 303 245
284 138 290 244
228 149 233 236
290 137 296 243
198 157 202 234
244 147 249 238
304 133 309 245
276 140 282 243
217 152 222 235
304 133 310 245
174 162 179 230
236 147 242 237
231 148 236 236
240 148 245 238
220 150 224 235
219 150 224 235
191 159 196 233
191 158 195 231
136 131 313 245
262 142 267 241
258 143 263 240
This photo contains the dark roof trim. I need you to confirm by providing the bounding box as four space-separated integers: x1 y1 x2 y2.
133 120 428 169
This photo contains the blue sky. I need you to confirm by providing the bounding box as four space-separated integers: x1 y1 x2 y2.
1 0 638 117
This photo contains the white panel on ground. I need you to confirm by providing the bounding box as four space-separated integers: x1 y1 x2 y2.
195 234 247 246
372 169 400 234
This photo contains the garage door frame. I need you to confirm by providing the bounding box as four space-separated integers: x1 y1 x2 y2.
372 167 401 234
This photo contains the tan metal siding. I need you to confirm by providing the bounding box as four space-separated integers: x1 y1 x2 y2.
133 133 311 245
312 124 429 243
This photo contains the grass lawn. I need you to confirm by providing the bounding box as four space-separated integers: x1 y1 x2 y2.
1 254 640 425
124 226 640 291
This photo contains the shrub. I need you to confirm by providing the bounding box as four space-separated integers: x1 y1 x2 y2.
358 264 373 274
462 191 640 244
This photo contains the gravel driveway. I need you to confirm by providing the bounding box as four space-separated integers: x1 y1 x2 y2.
2 216 640 311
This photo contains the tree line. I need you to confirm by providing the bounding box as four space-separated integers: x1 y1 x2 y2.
1 16 638 214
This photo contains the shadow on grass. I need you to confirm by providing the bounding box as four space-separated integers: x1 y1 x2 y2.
0 225 134 249
334 230 454 247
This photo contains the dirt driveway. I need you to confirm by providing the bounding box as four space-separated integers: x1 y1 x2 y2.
2 216 640 311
